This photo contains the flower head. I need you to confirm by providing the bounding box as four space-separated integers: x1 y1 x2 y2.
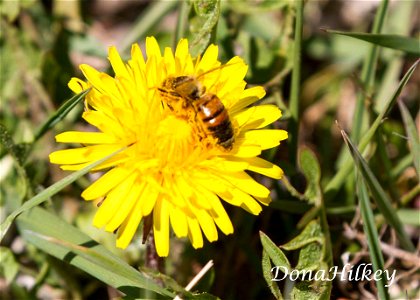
50 37 287 257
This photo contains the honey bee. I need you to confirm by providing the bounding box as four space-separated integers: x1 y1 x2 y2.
158 75 235 150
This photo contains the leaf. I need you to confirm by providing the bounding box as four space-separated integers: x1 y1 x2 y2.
398 101 420 179
324 30 420 56
341 129 415 252
299 148 322 204
295 243 322 271
34 89 90 141
260 231 291 271
357 177 390 300
282 220 323 251
325 59 419 200
0 148 124 242
290 281 329 300
262 250 283 300
189 0 220 57
0 247 19 284
16 207 176 298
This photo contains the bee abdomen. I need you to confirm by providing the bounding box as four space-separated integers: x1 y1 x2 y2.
197 95 234 149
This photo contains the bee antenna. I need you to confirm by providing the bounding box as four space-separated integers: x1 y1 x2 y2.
196 61 241 80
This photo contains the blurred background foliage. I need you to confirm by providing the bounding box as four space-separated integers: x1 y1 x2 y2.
0 0 419 299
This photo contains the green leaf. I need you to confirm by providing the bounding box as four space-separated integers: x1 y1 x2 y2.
259 231 291 271
290 281 329 300
358 177 390 300
325 59 419 200
341 130 416 252
0 247 19 284
262 250 283 300
398 101 420 179
295 243 322 271
282 220 323 251
34 89 90 142
0 148 124 242
324 30 420 56
189 0 220 57
16 207 176 298
299 148 322 204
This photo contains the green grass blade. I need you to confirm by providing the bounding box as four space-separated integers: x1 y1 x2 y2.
350 0 389 143
398 101 420 179
341 130 415 252
120 1 178 54
34 89 89 142
0 148 124 242
324 30 420 56
325 59 419 200
174 1 191 47
288 0 304 166
357 177 390 300
16 207 176 298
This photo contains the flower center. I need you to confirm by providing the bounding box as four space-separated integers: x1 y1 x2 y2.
155 115 195 166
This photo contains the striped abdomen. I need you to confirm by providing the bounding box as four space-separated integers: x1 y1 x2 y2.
195 94 234 150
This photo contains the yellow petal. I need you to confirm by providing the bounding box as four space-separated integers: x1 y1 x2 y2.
93 172 137 228
169 204 188 238
105 177 143 232
193 207 218 242
116 199 143 249
81 167 132 200
225 144 261 158
68 77 88 94
202 190 234 235
230 188 262 215
153 197 170 257
255 195 272 206
141 183 160 216
233 105 282 131
130 43 145 68
245 157 284 179
229 86 266 114
59 153 128 171
49 144 122 165
242 129 288 150
108 46 130 79
80 64 118 98
82 111 125 138
187 216 203 249
146 36 161 59
55 131 117 144
196 44 219 73
219 171 270 198
200 157 249 173
163 47 176 76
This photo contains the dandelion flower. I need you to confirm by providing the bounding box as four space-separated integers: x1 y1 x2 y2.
49 37 288 257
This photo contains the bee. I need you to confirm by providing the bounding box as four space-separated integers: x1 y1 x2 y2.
158 75 235 150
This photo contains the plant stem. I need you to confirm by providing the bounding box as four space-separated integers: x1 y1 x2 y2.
288 0 304 166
